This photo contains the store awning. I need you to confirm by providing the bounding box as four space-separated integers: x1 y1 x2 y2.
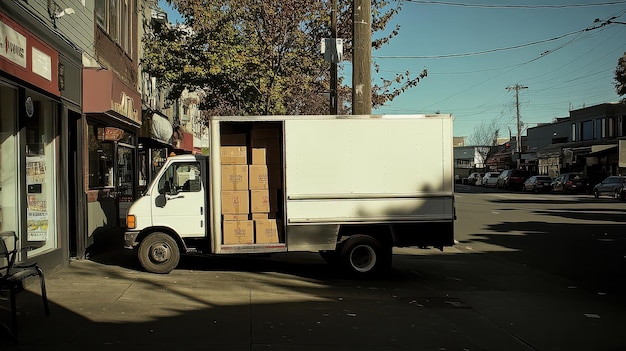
585 144 618 157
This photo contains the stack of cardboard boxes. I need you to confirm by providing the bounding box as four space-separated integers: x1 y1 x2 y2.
221 128 282 245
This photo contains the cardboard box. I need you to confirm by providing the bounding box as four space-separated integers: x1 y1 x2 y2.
251 138 280 165
254 219 280 244
250 189 277 213
221 191 249 214
250 147 268 165
252 212 277 220
223 220 254 244
223 214 250 221
250 190 270 213
221 133 247 146
249 165 268 190
220 146 247 165
221 165 249 191
251 128 280 140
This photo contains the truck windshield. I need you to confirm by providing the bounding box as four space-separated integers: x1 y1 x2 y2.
157 162 202 194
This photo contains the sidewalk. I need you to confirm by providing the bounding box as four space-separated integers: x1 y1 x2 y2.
1 248 518 351
2 245 625 350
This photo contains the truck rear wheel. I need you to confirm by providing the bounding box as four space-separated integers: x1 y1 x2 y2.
138 232 180 274
340 235 391 277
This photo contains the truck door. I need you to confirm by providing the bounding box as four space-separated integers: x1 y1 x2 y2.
151 161 205 237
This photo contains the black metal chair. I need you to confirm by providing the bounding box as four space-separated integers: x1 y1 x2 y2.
0 231 50 340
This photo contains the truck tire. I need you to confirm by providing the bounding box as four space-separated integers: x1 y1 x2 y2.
138 232 180 274
339 235 391 277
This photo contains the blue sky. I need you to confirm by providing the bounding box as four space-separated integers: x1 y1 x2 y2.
159 1 626 138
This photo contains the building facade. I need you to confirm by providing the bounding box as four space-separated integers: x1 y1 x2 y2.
0 0 82 270
0 0 151 272
529 103 626 183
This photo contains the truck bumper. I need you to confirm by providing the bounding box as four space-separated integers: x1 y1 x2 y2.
124 231 140 249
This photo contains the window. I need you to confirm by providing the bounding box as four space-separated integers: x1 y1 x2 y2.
571 123 577 142
607 117 615 138
95 0 133 55
87 124 134 189
158 162 202 194
581 120 593 141
596 118 604 139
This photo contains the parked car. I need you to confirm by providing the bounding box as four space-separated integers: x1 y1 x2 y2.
466 172 484 185
496 169 531 190
593 176 626 199
481 172 500 187
550 173 590 194
522 175 553 192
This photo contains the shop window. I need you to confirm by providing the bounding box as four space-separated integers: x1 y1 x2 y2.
87 121 137 222
88 126 115 188
23 91 58 256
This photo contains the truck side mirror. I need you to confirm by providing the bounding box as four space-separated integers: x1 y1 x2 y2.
155 193 166 208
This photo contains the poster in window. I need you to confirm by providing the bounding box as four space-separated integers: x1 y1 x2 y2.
26 156 46 184
27 195 48 241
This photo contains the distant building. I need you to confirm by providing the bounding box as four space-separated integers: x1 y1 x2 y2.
526 103 626 183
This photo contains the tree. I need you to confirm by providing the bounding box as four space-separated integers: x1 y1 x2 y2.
467 119 500 170
144 0 424 116
615 52 626 101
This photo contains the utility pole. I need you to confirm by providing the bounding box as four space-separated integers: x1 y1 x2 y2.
506 84 528 164
330 0 338 115
352 0 371 115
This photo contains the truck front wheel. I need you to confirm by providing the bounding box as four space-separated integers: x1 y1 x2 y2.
138 232 180 274
340 235 391 277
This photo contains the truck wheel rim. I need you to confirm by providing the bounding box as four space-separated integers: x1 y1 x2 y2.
150 243 171 263
350 245 376 272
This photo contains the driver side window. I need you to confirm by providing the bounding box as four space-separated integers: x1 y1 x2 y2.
157 162 202 194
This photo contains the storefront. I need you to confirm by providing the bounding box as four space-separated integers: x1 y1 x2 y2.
0 9 82 269
83 68 141 234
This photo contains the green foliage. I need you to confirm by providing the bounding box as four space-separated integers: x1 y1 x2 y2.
144 0 422 116
616 52 626 101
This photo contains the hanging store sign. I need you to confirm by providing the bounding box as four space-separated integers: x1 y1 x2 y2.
98 127 125 141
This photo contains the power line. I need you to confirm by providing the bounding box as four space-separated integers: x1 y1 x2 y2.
403 1 626 9
372 18 618 59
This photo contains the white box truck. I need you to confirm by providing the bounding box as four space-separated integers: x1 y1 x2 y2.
124 114 455 276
